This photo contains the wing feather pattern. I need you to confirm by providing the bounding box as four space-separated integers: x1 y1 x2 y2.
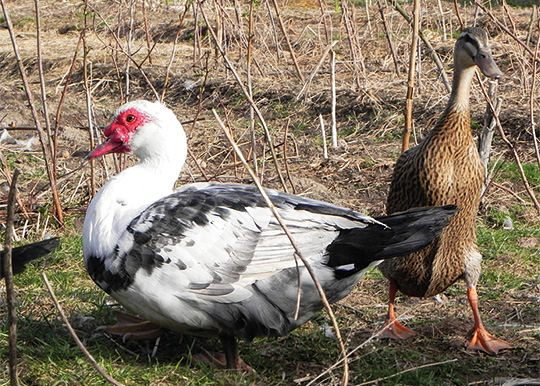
89 182 454 339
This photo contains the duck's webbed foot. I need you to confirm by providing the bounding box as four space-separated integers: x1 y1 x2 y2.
98 310 165 341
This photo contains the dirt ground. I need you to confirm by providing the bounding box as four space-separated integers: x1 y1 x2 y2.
0 0 539 384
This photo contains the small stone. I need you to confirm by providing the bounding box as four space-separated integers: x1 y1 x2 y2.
502 216 514 231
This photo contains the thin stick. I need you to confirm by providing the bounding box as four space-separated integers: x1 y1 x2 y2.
453 0 464 30
88 4 160 101
478 81 502 174
34 0 53 149
477 76 540 215
0 149 30 221
54 33 83 164
83 0 96 198
160 8 189 102
283 119 297 194
437 0 447 41
307 302 429 386
269 0 305 82
124 0 134 100
378 0 400 76
490 181 527 204
340 0 364 90
265 0 282 62
199 5 288 191
402 0 420 153
357 359 458 386
529 19 540 173
525 6 536 48
42 273 126 386
296 41 338 100
320 114 328 159
331 49 337 148
213 109 349 386
141 0 153 65
247 0 258 176
393 2 451 93
4 169 20 386
475 0 539 64
1 0 63 223
365 0 372 34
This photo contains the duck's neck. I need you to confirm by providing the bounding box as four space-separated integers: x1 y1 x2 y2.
83 152 185 261
447 65 476 112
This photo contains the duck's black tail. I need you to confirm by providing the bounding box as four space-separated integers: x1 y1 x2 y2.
1 237 60 278
370 205 457 259
326 205 457 278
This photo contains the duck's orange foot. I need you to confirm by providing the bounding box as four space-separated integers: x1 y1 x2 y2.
98 310 165 341
377 319 417 340
193 349 253 372
467 326 514 354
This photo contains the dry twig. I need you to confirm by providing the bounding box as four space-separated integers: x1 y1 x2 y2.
296 41 338 101
213 109 350 386
269 0 305 82
356 359 458 386
475 0 540 64
401 0 420 153
1 0 63 223
529 18 540 173
477 76 540 215
4 169 20 386
378 0 400 76
199 3 288 191
0 150 30 221
331 49 337 148
42 273 126 386
393 2 451 93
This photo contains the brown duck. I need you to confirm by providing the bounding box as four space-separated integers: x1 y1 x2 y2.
378 27 513 354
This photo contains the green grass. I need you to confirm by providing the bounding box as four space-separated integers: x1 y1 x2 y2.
492 161 540 187
2 210 538 385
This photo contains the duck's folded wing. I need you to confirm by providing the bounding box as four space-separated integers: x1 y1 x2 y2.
104 183 374 302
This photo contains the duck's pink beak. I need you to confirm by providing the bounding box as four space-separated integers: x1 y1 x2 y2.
86 123 131 159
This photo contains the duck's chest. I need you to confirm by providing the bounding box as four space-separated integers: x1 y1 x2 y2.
420 128 484 203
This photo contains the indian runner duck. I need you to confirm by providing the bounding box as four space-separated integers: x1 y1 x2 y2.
378 27 513 354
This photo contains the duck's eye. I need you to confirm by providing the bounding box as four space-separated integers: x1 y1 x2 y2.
126 114 136 123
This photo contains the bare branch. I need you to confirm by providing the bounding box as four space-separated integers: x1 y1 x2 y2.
402 0 420 153
4 169 21 386
42 273 126 386
214 109 349 386
199 3 288 191
269 0 305 82
477 75 540 215
1 0 63 223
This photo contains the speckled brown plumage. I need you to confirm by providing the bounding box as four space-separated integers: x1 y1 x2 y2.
377 27 513 354
380 104 483 297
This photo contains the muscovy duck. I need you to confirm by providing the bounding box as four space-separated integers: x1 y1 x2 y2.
83 100 456 369
378 27 513 354
1 238 60 279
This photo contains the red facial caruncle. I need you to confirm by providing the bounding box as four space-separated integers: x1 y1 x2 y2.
87 108 150 159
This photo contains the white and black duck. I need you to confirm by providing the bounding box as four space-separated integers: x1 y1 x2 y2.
83 100 456 369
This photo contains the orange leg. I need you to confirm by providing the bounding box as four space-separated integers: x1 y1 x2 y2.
377 281 417 340
467 287 513 354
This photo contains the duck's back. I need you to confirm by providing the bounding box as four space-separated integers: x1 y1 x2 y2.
380 111 484 297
